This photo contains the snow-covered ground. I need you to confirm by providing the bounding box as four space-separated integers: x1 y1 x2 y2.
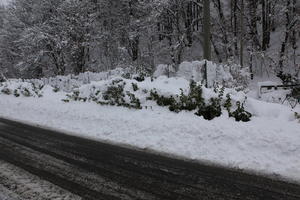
0 65 300 183
0 160 81 200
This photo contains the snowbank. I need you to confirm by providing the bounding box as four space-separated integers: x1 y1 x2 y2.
155 61 250 89
26 68 129 93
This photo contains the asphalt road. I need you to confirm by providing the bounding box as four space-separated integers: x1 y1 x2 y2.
0 118 299 200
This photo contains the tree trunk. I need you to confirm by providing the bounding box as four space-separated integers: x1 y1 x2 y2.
231 0 238 56
262 0 270 51
240 0 244 67
248 0 260 50
203 0 211 60
278 0 291 71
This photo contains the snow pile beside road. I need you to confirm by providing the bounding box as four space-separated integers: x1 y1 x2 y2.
155 61 250 89
0 73 300 183
27 67 131 93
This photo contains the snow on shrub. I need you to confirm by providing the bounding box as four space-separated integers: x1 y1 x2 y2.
295 112 300 123
0 61 253 122
63 76 252 122
63 78 143 109
0 81 43 97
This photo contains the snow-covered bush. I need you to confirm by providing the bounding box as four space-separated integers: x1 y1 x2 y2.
0 81 43 97
62 76 252 122
277 71 299 85
148 80 251 121
295 112 300 123
230 101 252 122
64 78 142 109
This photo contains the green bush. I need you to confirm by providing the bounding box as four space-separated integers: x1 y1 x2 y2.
195 98 222 120
1 83 43 98
148 89 177 107
66 90 80 101
126 91 142 109
102 85 126 106
53 86 60 93
31 83 44 97
14 89 20 97
148 80 251 122
133 74 145 82
21 88 31 97
223 94 232 114
295 112 300 123
99 81 142 109
132 83 139 91
65 79 142 109
231 101 252 122
1 88 11 95
148 80 206 113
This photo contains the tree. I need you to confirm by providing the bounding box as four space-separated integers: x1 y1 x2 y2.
203 0 211 60
0 0 298 79
240 0 244 67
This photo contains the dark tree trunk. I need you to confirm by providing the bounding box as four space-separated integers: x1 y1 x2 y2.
213 0 232 59
248 0 261 50
262 0 270 51
231 0 238 56
278 0 291 71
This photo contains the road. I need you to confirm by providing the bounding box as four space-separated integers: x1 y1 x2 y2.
0 118 299 200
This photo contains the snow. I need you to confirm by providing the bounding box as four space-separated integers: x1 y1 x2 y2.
0 160 81 200
1 74 300 183
175 61 250 88
0 0 10 6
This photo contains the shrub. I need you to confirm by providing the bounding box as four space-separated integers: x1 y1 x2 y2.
180 80 205 111
132 83 139 91
66 90 80 101
1 88 11 95
62 99 70 103
31 83 44 97
148 80 206 113
231 101 252 122
102 85 125 105
126 91 142 109
21 88 31 97
14 89 20 97
100 81 142 109
53 86 60 93
148 90 176 107
148 80 252 122
0 82 43 98
277 71 298 85
133 75 145 82
224 94 232 114
65 79 143 109
295 112 300 123
195 98 222 120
